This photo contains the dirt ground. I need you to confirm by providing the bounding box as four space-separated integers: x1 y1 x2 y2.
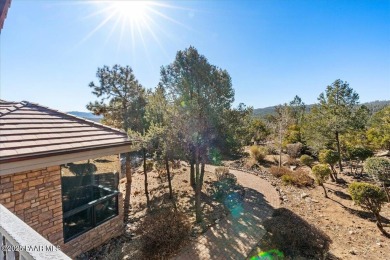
231 155 390 260
80 159 228 259
79 154 390 259
280 171 390 260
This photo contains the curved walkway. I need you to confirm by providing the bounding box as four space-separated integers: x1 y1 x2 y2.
172 166 280 260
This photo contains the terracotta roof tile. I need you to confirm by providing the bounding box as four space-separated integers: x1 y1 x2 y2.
0 100 132 163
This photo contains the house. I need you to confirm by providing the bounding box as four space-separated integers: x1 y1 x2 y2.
0 0 11 32
0 100 132 258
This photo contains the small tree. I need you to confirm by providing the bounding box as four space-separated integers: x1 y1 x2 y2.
319 149 340 182
367 106 390 150
346 146 373 176
300 154 314 168
249 145 267 162
348 182 389 237
267 104 293 169
312 164 331 198
364 157 390 201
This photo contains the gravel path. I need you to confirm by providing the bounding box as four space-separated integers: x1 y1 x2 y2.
172 165 280 260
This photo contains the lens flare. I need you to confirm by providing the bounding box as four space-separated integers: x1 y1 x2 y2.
250 249 284 260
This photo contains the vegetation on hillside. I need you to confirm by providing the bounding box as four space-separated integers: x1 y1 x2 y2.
86 46 390 259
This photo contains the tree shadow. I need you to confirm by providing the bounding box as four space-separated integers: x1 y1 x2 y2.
333 190 352 200
174 183 335 260
66 162 97 176
328 197 390 225
259 208 332 259
174 186 275 260
94 158 113 163
326 178 348 189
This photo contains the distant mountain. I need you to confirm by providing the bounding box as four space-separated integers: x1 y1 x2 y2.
253 100 390 117
67 111 102 122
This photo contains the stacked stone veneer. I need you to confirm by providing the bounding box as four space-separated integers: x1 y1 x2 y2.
0 166 124 258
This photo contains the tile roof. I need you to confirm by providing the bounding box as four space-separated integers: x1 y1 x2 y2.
0 100 132 163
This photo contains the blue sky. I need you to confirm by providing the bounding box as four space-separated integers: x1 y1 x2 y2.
1 0 389 112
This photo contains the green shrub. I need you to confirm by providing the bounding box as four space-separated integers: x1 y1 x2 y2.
269 166 292 178
319 149 340 180
281 174 294 185
346 146 374 175
319 149 339 166
300 155 314 167
347 146 373 161
349 182 386 211
312 164 331 198
364 157 390 184
312 164 331 185
348 182 388 236
249 145 267 162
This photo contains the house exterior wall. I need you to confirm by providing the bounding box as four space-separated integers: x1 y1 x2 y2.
0 166 124 258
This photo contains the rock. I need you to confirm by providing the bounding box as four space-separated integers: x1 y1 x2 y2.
376 150 390 157
349 248 357 255
311 199 319 203
215 219 220 224
301 193 309 199
348 230 355 235
377 243 382 247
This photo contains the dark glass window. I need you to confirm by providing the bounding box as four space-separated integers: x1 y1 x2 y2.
96 196 118 225
63 208 93 240
61 155 120 242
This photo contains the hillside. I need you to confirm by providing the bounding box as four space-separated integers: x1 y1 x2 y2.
67 111 102 122
253 100 390 117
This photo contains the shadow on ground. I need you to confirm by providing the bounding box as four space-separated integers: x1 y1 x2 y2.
252 208 332 260
329 197 390 225
173 186 274 260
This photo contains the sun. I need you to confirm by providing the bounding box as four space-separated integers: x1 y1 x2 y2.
73 0 192 60
109 1 151 23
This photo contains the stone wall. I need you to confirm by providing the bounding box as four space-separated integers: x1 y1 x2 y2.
0 166 124 258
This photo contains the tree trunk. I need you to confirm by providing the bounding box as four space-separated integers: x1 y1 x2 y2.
190 161 195 188
321 184 328 198
166 157 173 199
143 148 150 208
190 151 195 188
195 149 202 223
330 165 337 182
278 121 282 169
374 212 390 238
124 152 131 222
335 131 343 172
383 182 390 203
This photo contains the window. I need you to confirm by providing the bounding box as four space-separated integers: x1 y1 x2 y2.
61 155 120 242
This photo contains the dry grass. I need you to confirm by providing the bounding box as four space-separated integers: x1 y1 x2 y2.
249 145 267 162
281 169 314 187
269 166 292 178
139 207 190 259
